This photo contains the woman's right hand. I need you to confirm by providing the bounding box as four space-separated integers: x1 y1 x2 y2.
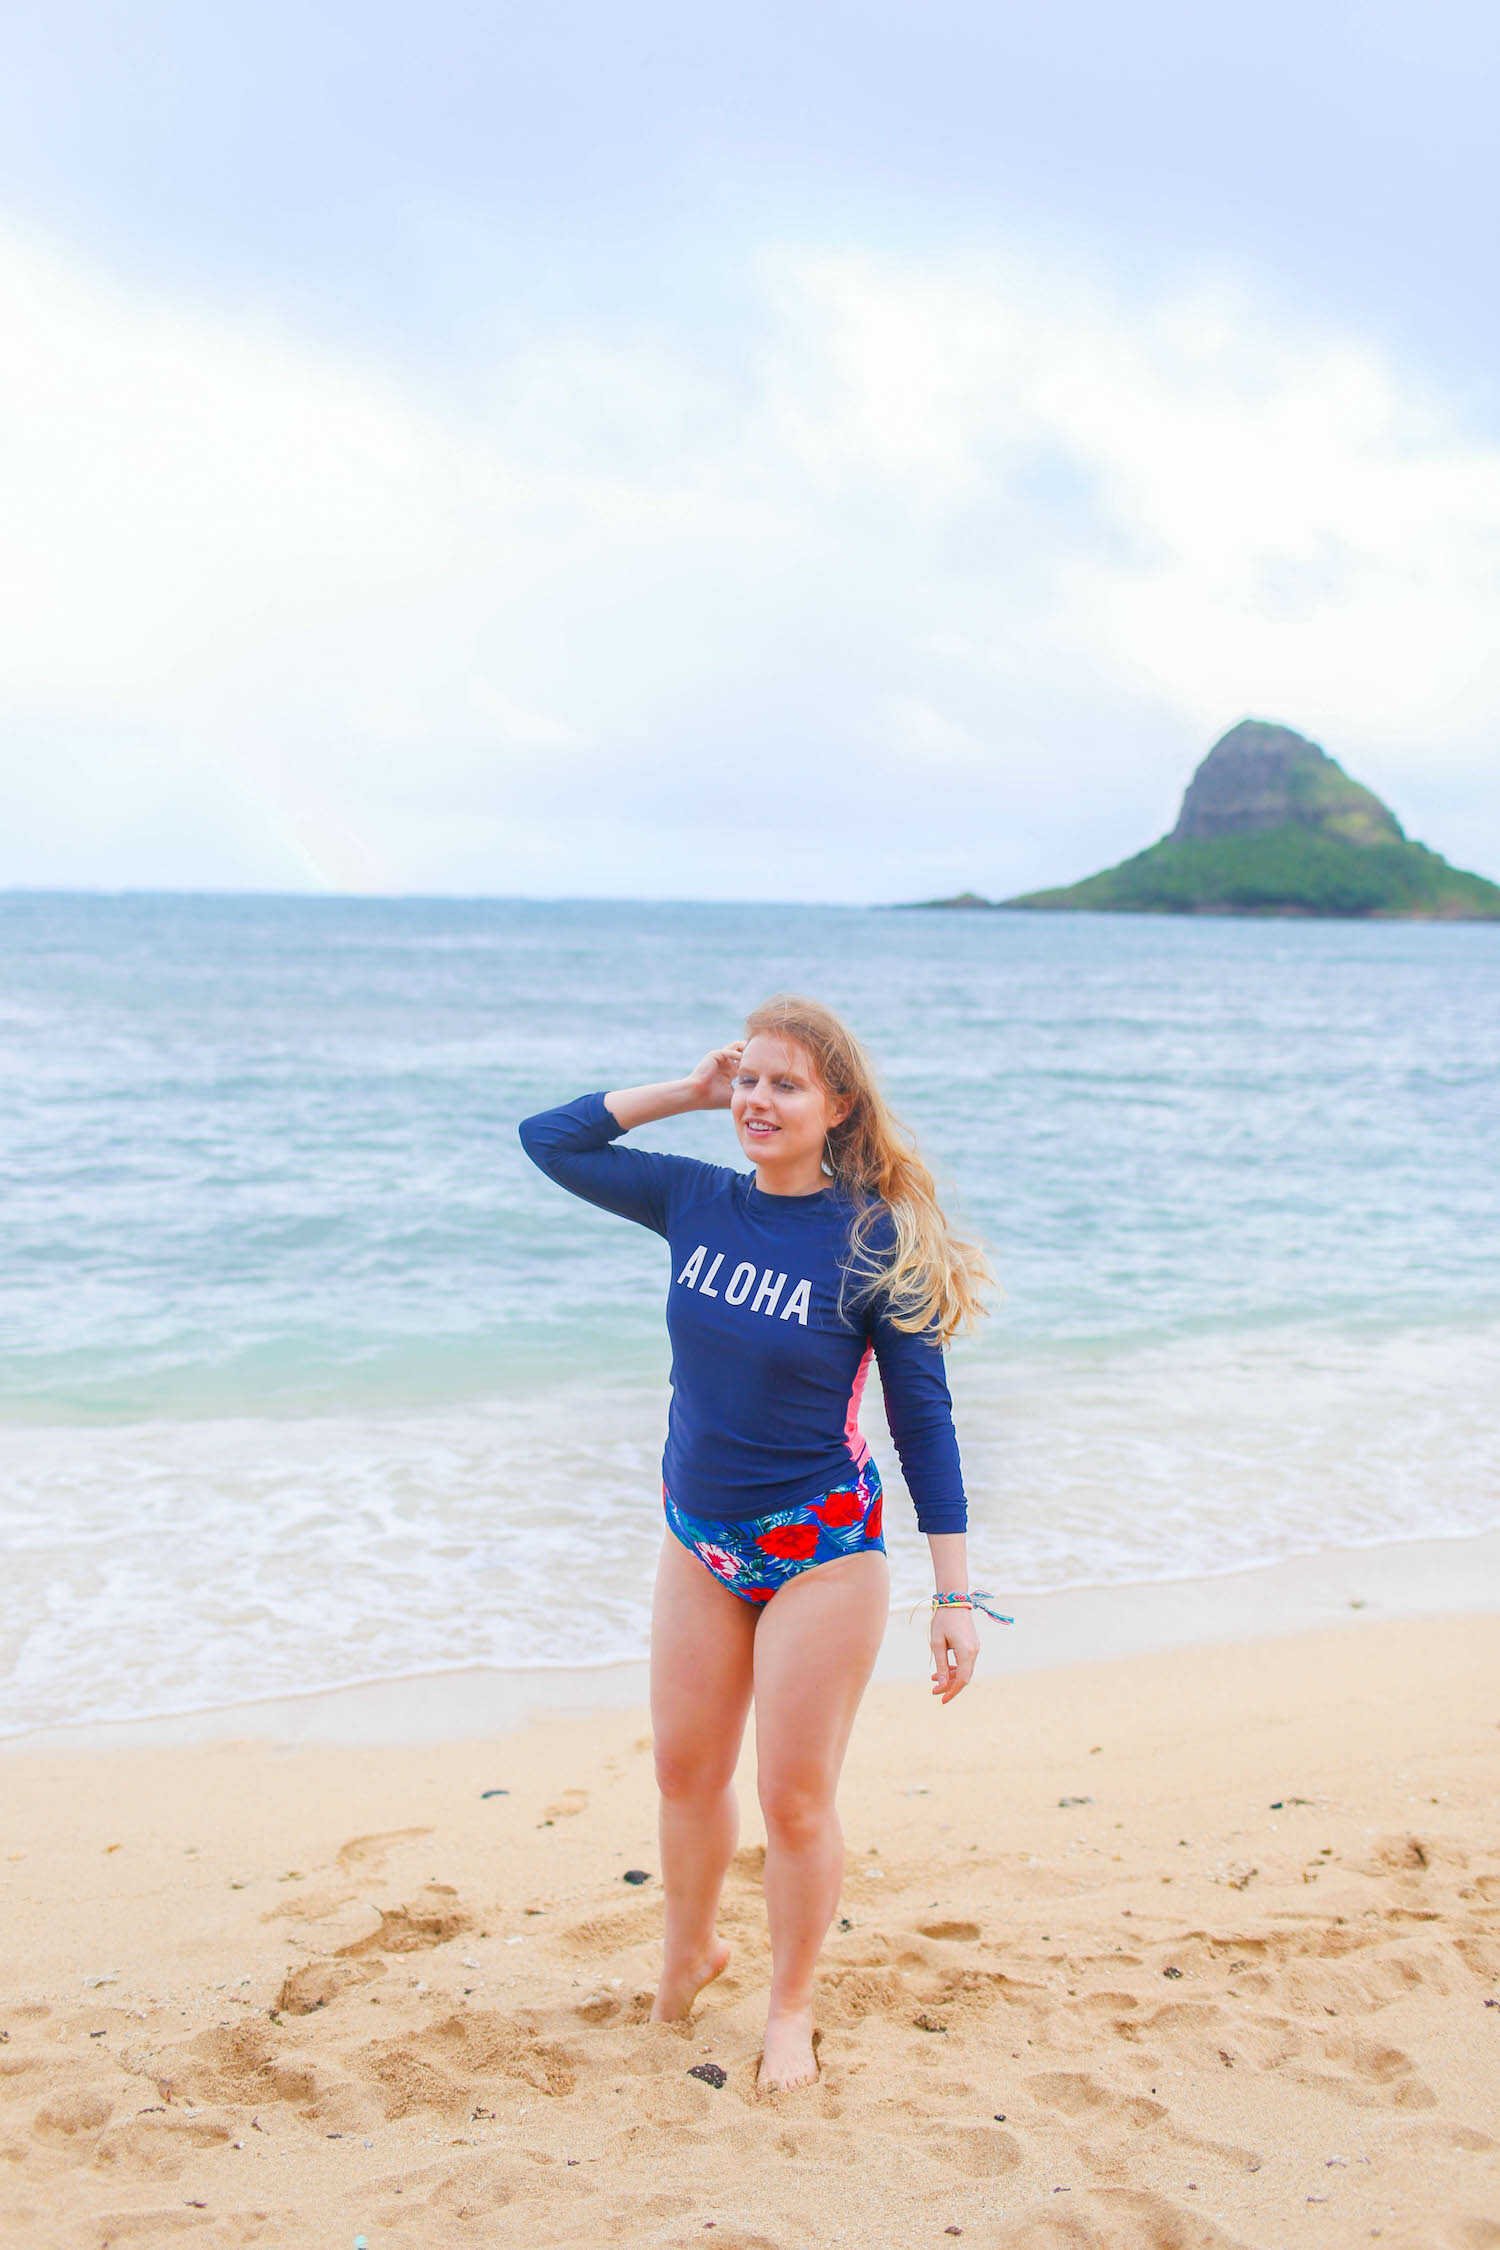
687 1041 745 1110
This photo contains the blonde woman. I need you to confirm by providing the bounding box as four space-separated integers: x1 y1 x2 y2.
518 995 1005 2092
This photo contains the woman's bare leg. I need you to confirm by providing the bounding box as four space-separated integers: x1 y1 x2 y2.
751 1549 890 2088
648 1530 758 2020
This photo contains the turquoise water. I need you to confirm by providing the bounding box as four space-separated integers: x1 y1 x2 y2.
3 892 1498 1730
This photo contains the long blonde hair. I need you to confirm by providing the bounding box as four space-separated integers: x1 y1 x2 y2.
742 994 992 1343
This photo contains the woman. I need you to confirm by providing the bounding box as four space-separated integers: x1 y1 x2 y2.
517 993 1001 2093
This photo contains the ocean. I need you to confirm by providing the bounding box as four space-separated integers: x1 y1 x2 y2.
2 891 1497 1734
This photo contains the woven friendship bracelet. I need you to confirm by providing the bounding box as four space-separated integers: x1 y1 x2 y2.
929 1589 1014 1624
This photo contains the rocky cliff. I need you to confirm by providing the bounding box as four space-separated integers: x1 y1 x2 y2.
1169 720 1405 849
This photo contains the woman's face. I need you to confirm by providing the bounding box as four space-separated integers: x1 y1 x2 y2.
730 1033 848 1181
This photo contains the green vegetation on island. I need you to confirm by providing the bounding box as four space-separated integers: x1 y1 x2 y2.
915 719 1500 919
1009 825 1500 917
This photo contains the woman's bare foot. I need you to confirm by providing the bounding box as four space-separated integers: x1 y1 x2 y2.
757 2003 818 2092
650 1937 731 2022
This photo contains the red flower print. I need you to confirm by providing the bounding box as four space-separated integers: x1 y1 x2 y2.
746 1586 775 1603
862 1492 883 1543
811 1488 864 1528
755 1523 820 1560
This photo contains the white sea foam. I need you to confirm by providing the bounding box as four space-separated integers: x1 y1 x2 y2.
3 1317 1496 1735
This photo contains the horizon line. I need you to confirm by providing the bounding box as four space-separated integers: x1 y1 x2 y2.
0 882 957 910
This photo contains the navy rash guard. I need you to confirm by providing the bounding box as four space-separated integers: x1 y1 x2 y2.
517 1092 967 1534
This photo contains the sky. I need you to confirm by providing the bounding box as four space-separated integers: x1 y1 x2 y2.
2 1 1498 902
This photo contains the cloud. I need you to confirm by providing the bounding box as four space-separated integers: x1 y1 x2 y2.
2 220 1497 894
758 249 1500 756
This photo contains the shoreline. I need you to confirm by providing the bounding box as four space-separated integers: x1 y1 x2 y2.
9 1518 1498 1755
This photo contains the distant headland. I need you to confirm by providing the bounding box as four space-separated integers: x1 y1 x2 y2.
912 719 1500 920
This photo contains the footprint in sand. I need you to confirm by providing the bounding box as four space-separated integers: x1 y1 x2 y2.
335 1883 471 1958
817 1966 907 2025
907 2115 1023 2177
275 1956 386 2015
153 2020 320 2111
1142 1999 1223 2034
1070 1990 1152 2046
426 2159 527 2218
559 1905 657 1958
364 2007 581 2105
1027 2068 1168 2131
1004 2183 1247 2249
1444 2124 1499 2152
261 1886 360 1925
91 2112 232 2180
574 1989 624 2025
93 2204 239 2241
922 1964 1049 2014
917 1919 982 1942
354 2040 472 2122
335 1826 434 1873
544 1788 588 1820
1312 2028 1439 2110
30 2089 113 2145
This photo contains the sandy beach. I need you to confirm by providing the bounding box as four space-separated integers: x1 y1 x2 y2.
3 1592 1498 2250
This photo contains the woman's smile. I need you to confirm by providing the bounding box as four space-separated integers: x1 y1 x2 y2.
729 1033 840 1191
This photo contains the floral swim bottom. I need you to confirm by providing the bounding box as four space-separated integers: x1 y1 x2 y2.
663 1458 886 1605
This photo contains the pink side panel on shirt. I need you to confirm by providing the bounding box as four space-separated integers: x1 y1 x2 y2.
843 1341 873 1468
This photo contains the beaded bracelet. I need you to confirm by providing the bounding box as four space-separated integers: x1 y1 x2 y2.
931 1589 1014 1624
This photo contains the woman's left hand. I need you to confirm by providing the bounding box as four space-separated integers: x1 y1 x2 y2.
930 1606 980 1703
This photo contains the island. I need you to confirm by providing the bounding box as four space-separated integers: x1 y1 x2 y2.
912 719 1500 919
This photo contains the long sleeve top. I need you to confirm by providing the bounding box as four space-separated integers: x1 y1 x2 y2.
517 1092 967 1534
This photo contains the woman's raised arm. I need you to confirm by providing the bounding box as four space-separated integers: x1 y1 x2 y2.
518 1044 745 1238
604 1043 743 1130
